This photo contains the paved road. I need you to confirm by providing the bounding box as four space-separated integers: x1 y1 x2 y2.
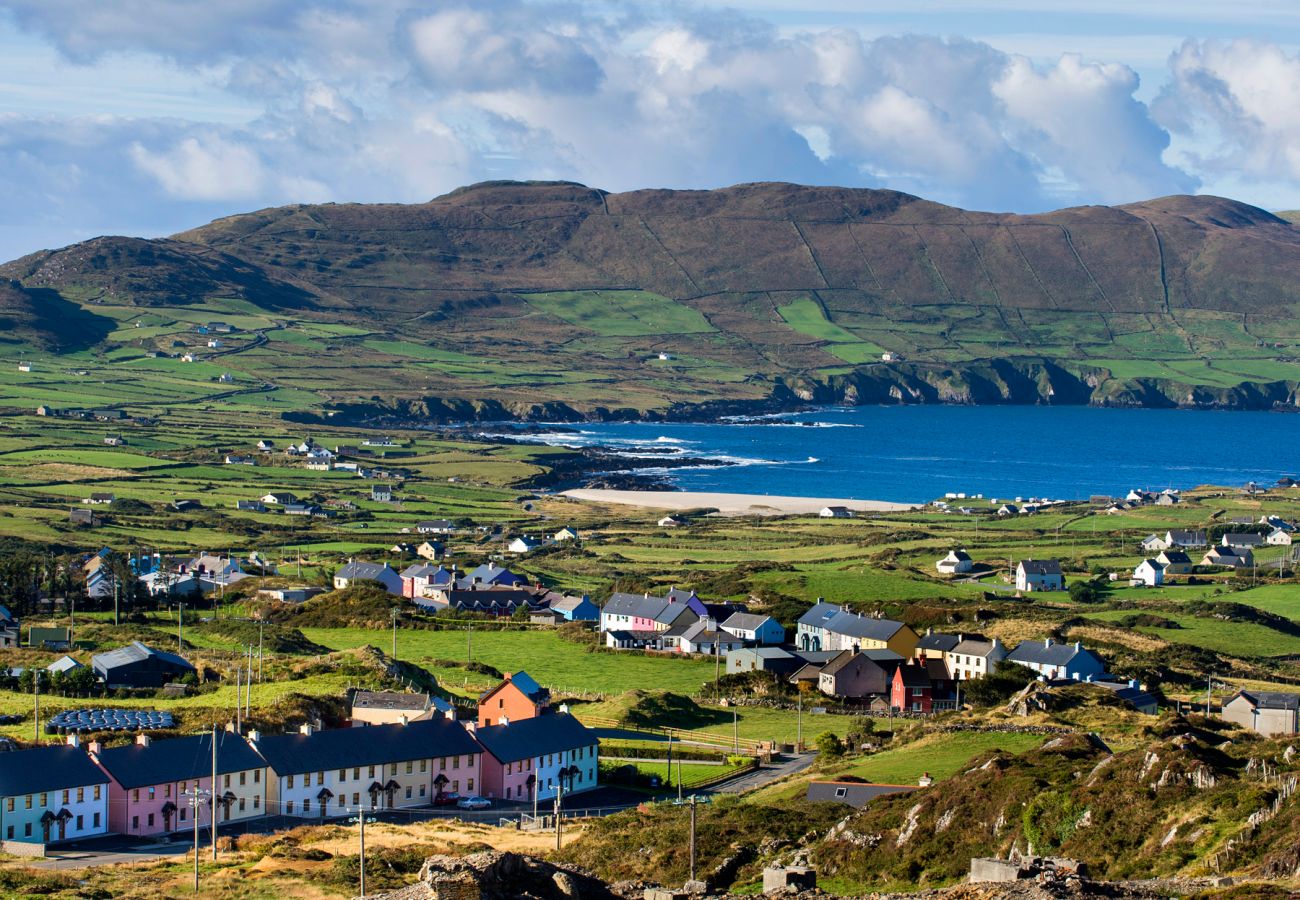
709 752 817 795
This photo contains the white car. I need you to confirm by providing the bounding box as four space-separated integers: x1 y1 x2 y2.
456 796 491 810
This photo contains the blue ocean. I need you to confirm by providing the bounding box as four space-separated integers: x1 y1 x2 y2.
503 406 1299 503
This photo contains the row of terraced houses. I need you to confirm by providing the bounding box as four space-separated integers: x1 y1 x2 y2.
0 672 596 850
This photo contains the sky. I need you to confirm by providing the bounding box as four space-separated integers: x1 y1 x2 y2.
2 0 1300 262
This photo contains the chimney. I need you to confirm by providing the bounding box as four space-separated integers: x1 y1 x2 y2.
225 722 236 733
1044 638 1053 647
299 723 315 736
248 730 261 743
1074 641 1082 651
135 734 151 747
65 734 81 748
399 714 409 726
444 708 456 721
500 715 510 726
86 740 103 756
925 627 932 636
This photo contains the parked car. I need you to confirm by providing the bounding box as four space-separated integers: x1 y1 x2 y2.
456 795 491 810
432 792 462 807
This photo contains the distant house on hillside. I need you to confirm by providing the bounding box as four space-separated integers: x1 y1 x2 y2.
1155 550 1192 575
819 506 853 519
1202 546 1253 569
261 492 297 505
658 516 685 527
1267 529 1293 546
334 561 403 595
371 485 393 503
935 549 973 575
719 612 784 645
1221 691 1299 736
84 493 115 505
1015 560 1064 592
1166 530 1207 548
508 536 542 555
1222 533 1264 549
816 650 902 699
1132 559 1165 587
92 642 195 688
415 520 455 535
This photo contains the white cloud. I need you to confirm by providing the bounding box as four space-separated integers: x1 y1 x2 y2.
1154 39 1300 182
130 135 267 200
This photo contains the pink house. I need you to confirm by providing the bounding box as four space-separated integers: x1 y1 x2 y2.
90 731 268 837
474 712 599 803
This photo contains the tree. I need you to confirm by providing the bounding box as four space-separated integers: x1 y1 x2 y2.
512 602 531 622
814 731 845 759
963 662 1040 707
1068 580 1101 604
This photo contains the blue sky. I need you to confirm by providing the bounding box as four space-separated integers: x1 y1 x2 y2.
2 0 1300 262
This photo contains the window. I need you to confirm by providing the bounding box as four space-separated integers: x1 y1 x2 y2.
338 769 347 782
239 772 246 786
353 768 360 780
3 826 10 839
419 760 427 773
438 759 445 771
286 801 294 815
93 812 101 828
498 698 504 708
24 824 31 837
834 787 848 799
224 774 230 789
405 761 413 775
506 787 512 799
40 792 47 808
419 785 425 797
405 787 412 799
181 809 187 822
132 816 139 830
253 797 260 810
254 770 261 783
239 798 246 812
389 764 397 776
505 762 512 775
4 798 11 812
147 813 154 827
912 687 923 696
352 793 359 807
452 756 460 770
164 785 171 798
369 766 376 778
452 780 459 793
316 772 324 786
303 799 310 813
287 774 295 789
63 789 70 804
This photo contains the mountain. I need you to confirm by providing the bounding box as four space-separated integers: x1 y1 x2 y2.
4 182 1300 417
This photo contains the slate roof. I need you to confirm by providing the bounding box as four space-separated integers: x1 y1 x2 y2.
895 664 931 688
952 638 1001 658
92 641 194 674
805 781 918 807
1018 559 1062 576
605 591 700 626
455 563 524 590
336 562 395 581
1233 691 1300 711
352 691 431 712
916 632 961 653
94 731 266 789
721 612 773 632
1007 640 1088 667
1157 550 1192 565
792 650 840 665
1223 533 1264 546
797 601 841 628
1167 530 1207 546
943 549 972 562
473 713 596 764
254 719 479 776
823 611 908 642
0 744 109 797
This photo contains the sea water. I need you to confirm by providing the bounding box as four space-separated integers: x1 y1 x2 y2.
502 406 1299 503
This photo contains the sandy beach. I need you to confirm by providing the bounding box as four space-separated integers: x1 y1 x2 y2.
560 488 917 516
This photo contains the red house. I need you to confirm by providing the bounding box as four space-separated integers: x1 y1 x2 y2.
478 671 550 728
891 661 933 713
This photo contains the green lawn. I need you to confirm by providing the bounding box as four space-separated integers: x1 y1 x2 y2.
301 628 716 696
837 731 1045 785
522 291 715 337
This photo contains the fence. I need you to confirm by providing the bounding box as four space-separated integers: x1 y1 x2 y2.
574 713 763 752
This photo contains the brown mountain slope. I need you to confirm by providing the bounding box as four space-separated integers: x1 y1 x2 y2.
170 182 1300 318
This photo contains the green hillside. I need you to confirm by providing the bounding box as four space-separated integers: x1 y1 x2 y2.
3 182 1300 419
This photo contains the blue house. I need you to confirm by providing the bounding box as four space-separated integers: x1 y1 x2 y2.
549 594 599 622
0 739 110 844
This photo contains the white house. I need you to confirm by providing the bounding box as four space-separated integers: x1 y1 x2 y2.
333 561 403 595
936 549 973 575
552 526 579 542
719 612 785 645
819 506 853 519
1266 529 1293 546
1132 559 1165 587
658 516 685 527
508 536 542 555
1140 534 1168 552
1015 559 1064 592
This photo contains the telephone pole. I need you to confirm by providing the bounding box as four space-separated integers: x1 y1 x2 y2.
211 724 219 861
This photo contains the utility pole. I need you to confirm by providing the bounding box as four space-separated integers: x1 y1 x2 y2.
391 608 398 661
688 795 697 883
347 810 372 898
178 602 184 653
258 624 264 683
554 777 564 851
796 689 803 751
467 623 473 662
33 671 40 743
733 707 738 752
235 667 241 733
1205 673 1213 717
114 580 120 627
184 782 210 893
211 724 219 861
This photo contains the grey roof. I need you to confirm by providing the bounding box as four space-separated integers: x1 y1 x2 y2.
47 655 83 674
352 691 431 712
792 650 840 665
944 549 972 562
951 638 1001 657
1157 550 1192 564
92 641 194 674
95 731 265 790
336 561 395 581
1007 640 1091 667
400 563 442 579
254 719 479 776
916 633 961 653
721 612 774 631
605 591 699 626
823 611 908 642
1167 530 1207 545
797 601 841 628
1018 559 1062 576
1223 533 1264 546
805 781 918 807
1234 690 1300 711
0 744 109 797
473 713 596 764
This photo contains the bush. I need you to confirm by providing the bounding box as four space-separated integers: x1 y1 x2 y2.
963 662 1039 707
815 731 845 758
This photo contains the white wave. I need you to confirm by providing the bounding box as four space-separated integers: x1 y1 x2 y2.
653 436 687 443
807 457 820 463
